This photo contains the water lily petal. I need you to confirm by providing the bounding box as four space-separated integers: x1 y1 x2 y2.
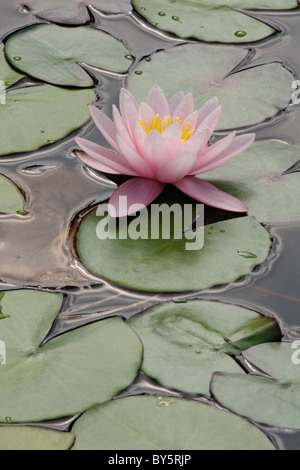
138 101 156 125
88 105 119 152
182 110 199 131
196 133 256 174
133 119 147 155
195 97 219 130
172 92 194 121
145 84 170 117
116 134 155 178
76 151 121 174
181 127 210 156
119 88 139 140
108 177 165 217
158 151 198 183
161 121 183 156
189 131 237 174
174 176 248 212
168 90 185 116
142 130 171 173
198 105 222 136
112 104 136 150
75 137 138 175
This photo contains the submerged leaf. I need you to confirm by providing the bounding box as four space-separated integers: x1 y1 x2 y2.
128 300 281 395
0 290 142 422
76 208 271 293
71 396 275 450
5 24 133 87
211 343 300 429
24 0 132 25
132 0 298 43
126 43 293 131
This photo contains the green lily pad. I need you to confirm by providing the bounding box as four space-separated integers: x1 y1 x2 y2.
204 141 300 223
132 0 298 43
24 0 132 25
0 84 94 156
211 343 300 429
71 396 275 450
126 43 293 130
0 289 142 422
128 300 281 396
0 426 75 450
0 45 24 89
76 209 271 293
5 24 133 87
0 175 25 213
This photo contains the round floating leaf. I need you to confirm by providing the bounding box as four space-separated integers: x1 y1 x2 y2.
128 300 281 396
203 141 300 223
0 175 25 213
71 396 275 450
126 43 293 130
0 289 142 422
0 84 94 156
0 45 24 89
211 343 300 429
0 426 75 450
76 209 271 293
132 0 298 43
5 24 133 87
24 0 132 25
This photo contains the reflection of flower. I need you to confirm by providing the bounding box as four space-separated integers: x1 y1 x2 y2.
76 85 254 217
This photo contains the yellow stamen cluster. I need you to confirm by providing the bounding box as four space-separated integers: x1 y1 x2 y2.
139 114 194 143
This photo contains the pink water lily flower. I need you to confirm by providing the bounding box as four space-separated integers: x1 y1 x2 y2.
76 85 254 217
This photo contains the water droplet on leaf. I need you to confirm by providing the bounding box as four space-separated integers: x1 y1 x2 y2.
235 31 247 38
135 71 143 75
158 11 166 16
13 56 22 61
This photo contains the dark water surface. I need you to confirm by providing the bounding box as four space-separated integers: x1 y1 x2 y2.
1 0 300 450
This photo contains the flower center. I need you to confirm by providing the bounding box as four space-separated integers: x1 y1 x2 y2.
139 114 194 143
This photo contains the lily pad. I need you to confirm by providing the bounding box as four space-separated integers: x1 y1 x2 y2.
0 175 25 213
0 84 94 156
204 141 300 223
24 0 133 25
128 300 281 396
132 0 298 43
0 45 24 89
71 396 275 450
76 209 271 293
5 24 133 87
126 42 293 130
211 343 300 429
0 289 142 422
0 426 75 450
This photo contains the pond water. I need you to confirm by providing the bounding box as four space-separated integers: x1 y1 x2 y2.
1 0 300 450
